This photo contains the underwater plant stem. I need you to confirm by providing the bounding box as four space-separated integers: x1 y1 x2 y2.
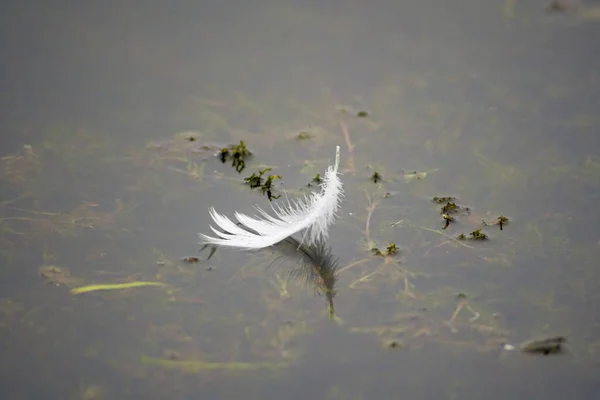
339 121 356 173
449 301 466 323
364 194 380 244
398 221 476 249
337 258 369 274
0 195 29 207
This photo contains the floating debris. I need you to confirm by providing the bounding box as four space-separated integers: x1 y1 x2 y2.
431 196 471 230
433 196 456 204
181 256 200 263
371 171 382 183
390 220 403 228
442 213 455 229
70 281 166 295
403 169 437 182
219 148 229 163
521 336 566 355
371 248 384 256
261 174 281 201
306 173 322 187
39 265 73 286
386 242 398 255
469 228 488 241
296 131 312 140
219 140 252 173
356 111 369 118
244 168 268 189
497 215 509 230
456 223 489 241
388 340 402 349
441 201 460 215
371 242 399 257
243 167 281 200
141 355 289 372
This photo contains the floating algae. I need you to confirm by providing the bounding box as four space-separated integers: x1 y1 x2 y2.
140 355 289 373
70 281 166 295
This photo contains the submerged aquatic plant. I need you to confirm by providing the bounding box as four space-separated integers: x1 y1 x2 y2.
371 171 382 183
219 140 251 173
244 167 282 200
199 146 343 250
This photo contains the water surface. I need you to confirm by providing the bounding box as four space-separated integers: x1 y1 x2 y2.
1 1 599 399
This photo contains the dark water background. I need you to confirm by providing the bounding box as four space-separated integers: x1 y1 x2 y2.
1 0 600 399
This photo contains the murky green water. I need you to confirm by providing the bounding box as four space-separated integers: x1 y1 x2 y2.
1 1 600 398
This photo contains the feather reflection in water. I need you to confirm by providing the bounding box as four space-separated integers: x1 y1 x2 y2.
270 236 339 320
200 228 339 319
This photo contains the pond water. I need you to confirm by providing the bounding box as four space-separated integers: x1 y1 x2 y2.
1 1 600 399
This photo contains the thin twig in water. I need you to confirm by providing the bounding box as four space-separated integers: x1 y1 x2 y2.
364 192 380 244
339 120 355 153
395 221 476 249
349 268 382 288
448 301 480 331
422 240 454 257
449 301 466 323
337 258 369 274
1 206 59 216
0 195 29 208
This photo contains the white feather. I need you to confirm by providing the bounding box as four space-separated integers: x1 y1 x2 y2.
199 146 343 250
